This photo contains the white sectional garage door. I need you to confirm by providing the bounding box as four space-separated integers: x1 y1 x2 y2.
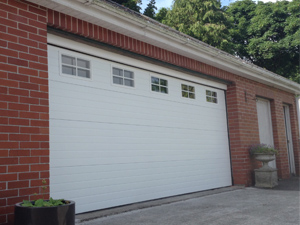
48 35 232 214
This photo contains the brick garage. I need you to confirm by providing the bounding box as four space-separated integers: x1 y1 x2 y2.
0 0 299 224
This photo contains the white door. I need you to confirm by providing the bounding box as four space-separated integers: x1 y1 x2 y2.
283 105 295 174
256 98 276 168
48 39 232 214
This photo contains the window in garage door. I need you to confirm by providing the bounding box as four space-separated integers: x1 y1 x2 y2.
181 84 195 99
61 54 91 78
112 67 135 87
151 76 168 94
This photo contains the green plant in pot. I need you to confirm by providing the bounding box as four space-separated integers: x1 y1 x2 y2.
14 179 75 225
249 143 278 155
249 143 278 170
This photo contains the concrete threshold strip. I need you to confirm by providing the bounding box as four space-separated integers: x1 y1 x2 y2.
75 185 245 223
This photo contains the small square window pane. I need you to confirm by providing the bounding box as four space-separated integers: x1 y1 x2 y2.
124 70 134 79
62 65 76 75
212 92 217 97
181 84 188 91
151 77 159 84
213 98 218 103
113 68 123 76
160 87 168 94
78 69 90 78
189 86 195 92
182 91 188 98
160 79 168 86
124 79 134 87
77 59 90 69
189 93 195 99
206 96 212 102
206 90 211 96
62 55 76 66
152 84 159 92
113 76 123 85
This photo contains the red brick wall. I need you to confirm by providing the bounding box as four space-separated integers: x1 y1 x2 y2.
226 78 261 186
0 1 299 224
0 1 49 224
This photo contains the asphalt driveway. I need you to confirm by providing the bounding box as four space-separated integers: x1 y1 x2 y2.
77 177 299 225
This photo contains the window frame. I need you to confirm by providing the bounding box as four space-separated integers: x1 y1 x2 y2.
181 84 195 99
150 76 169 94
206 90 218 104
59 53 92 80
111 66 135 88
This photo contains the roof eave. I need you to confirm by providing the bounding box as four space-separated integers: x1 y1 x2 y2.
29 0 300 94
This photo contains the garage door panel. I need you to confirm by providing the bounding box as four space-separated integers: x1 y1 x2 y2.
64 174 231 213
50 88 226 119
51 156 229 178
51 129 229 143
50 147 230 160
51 160 230 188
52 165 230 199
50 91 228 128
50 150 230 167
50 139 229 153
50 132 229 155
53 173 231 202
49 45 231 214
50 108 227 130
50 129 229 142
52 165 230 193
50 117 227 133
50 79 226 110
50 141 229 165
50 121 229 143
49 98 226 119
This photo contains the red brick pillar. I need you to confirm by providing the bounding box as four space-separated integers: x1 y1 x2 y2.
0 1 49 224
226 80 260 186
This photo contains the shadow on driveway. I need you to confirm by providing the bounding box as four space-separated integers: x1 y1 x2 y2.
273 176 299 191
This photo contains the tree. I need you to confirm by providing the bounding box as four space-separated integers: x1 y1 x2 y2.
226 0 256 61
162 0 233 53
227 0 300 82
155 7 169 23
143 0 157 19
285 0 300 81
110 0 142 13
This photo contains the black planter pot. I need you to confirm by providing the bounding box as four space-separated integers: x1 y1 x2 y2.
14 200 75 225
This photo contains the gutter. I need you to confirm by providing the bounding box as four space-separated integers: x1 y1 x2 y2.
28 0 300 94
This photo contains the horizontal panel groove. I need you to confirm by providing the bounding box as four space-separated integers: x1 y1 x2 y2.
50 118 227 132
52 173 231 198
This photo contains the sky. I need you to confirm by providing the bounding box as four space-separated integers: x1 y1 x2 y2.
141 0 289 12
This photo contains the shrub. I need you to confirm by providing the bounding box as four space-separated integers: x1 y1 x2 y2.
249 143 278 155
